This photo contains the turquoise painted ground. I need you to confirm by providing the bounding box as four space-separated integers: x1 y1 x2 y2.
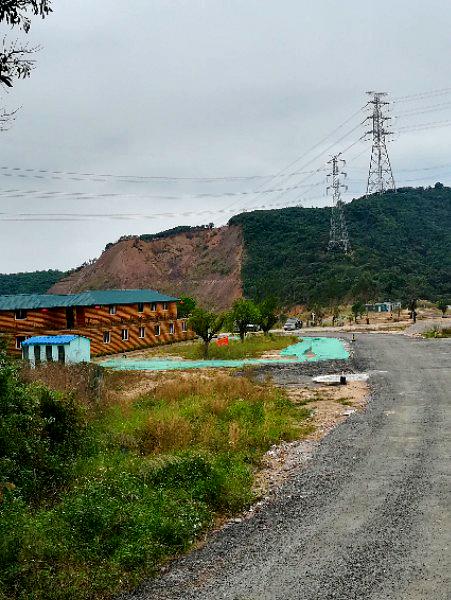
100 337 349 371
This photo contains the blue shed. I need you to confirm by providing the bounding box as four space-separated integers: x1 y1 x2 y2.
21 335 90 366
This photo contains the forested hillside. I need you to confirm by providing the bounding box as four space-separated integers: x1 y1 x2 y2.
230 186 451 306
0 270 65 295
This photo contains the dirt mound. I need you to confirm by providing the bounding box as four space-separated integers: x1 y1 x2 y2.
50 225 244 310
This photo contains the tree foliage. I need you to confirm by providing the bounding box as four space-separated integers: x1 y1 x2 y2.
188 308 225 357
351 301 366 322
229 187 451 306
257 297 279 334
228 298 260 341
0 0 52 124
437 298 448 316
177 295 197 319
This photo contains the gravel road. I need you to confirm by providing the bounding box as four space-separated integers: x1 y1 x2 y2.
121 334 451 600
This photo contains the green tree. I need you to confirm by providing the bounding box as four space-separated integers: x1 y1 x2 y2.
437 298 448 317
229 299 260 342
188 308 225 358
351 301 365 323
177 296 197 319
257 298 279 335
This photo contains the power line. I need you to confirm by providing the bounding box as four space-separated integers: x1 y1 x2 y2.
397 119 451 132
225 105 365 212
0 165 322 184
392 87 451 103
241 120 365 212
0 180 329 202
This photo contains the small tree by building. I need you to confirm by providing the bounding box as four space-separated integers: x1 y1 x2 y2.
437 298 448 317
177 296 196 319
188 308 225 358
229 299 260 341
351 301 365 323
257 298 279 335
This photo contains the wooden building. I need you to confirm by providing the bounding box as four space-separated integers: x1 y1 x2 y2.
0 289 193 357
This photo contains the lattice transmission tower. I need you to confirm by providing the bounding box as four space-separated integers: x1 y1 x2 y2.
365 91 396 195
327 153 351 254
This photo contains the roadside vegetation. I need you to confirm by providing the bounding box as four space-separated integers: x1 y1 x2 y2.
0 343 312 600
423 326 451 338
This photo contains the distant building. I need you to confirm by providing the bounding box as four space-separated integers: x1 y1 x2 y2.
22 335 90 367
0 289 193 357
365 301 401 313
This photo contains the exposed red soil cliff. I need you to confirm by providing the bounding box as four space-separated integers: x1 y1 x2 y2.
50 225 244 310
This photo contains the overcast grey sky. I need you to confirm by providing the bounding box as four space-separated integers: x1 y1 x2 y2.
1 0 450 273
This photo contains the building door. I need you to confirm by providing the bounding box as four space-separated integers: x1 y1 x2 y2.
46 345 53 362
76 307 86 327
66 307 75 329
34 346 41 365
58 345 65 364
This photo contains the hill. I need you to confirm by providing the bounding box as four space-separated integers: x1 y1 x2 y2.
0 269 65 295
230 186 451 305
50 225 243 310
44 186 451 309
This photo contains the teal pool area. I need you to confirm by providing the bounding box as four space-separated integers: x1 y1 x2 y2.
100 337 349 372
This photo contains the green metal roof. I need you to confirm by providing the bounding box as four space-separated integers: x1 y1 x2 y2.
0 289 178 311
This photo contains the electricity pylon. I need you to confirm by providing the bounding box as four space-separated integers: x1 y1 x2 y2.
365 91 396 195
327 153 351 254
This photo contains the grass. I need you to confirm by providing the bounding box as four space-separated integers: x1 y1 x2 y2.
423 326 451 338
145 334 299 360
0 370 312 600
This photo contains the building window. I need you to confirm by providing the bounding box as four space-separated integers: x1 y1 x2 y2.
155 324 160 336
162 302 168 311
137 302 144 313
169 322 174 334
15 309 28 320
109 305 117 315
103 331 111 344
182 321 188 332
151 303 157 312
121 329 129 341
139 326 145 339
15 336 27 350
46 345 53 362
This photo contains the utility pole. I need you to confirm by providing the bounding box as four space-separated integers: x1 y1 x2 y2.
365 91 396 195
327 153 351 254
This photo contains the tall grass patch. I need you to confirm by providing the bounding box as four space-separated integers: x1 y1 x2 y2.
1 367 312 600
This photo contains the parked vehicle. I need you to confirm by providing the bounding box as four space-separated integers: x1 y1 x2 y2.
283 318 302 331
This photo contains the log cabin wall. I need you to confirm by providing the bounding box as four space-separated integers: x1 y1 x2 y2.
0 301 193 357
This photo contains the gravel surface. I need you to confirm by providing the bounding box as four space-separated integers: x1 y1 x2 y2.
120 334 451 600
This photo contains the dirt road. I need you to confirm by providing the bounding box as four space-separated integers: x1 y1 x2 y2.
123 334 451 600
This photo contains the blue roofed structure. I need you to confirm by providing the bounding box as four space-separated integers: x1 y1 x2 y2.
21 335 80 346
21 335 90 365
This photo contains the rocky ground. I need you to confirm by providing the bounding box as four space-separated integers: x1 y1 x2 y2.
119 333 451 600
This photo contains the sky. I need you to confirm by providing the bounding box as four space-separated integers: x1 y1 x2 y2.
0 0 450 273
